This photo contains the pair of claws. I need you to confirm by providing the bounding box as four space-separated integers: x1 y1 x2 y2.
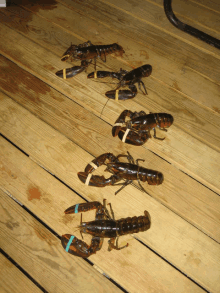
112 110 174 146
61 199 151 258
56 64 152 100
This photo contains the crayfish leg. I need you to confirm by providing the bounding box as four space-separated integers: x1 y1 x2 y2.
108 237 129 251
138 80 148 95
153 128 166 140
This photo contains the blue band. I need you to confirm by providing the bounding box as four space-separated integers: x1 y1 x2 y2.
65 235 75 252
75 204 79 213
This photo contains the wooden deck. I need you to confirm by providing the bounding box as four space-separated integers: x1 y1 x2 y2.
0 0 220 292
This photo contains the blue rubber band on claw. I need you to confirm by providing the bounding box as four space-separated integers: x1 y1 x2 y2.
75 204 79 213
65 235 75 252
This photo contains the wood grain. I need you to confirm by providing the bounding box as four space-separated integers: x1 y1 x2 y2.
0 140 207 293
14 1 220 107
0 253 43 293
0 1 220 292
0 98 220 292
0 25 219 194
0 190 122 293
0 75 220 244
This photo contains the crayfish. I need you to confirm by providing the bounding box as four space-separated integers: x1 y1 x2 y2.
56 41 124 79
112 110 174 145
87 64 152 100
78 152 163 195
61 199 151 258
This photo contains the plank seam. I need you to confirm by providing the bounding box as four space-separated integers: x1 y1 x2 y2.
1 107 220 242
133 237 210 293
0 248 48 293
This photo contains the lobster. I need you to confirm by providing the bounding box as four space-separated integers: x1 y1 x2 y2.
87 64 152 100
61 199 151 258
55 41 124 79
112 110 174 146
78 152 163 195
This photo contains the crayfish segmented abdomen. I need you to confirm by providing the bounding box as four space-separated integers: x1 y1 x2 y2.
117 211 151 235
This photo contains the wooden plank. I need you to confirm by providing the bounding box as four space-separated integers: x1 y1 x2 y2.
0 139 207 293
147 0 220 37
0 253 43 293
1 8 220 147
1 5 220 150
1 78 220 243
96 0 220 52
0 190 122 293
0 99 220 292
11 0 220 109
192 0 220 13
0 27 220 194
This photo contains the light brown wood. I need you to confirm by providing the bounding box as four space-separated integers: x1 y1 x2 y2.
0 78 220 244
0 0 220 292
0 253 43 293
0 24 219 194
0 98 220 292
0 190 122 293
139 0 220 39
192 0 220 13
9 1 220 107
0 140 207 293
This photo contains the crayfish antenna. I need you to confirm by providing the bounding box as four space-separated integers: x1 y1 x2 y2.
80 213 84 240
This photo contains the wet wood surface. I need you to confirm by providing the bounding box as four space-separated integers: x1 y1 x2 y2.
0 0 220 292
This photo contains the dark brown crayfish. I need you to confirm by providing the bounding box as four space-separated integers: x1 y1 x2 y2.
87 64 152 100
56 41 124 79
78 152 163 195
112 110 174 145
61 199 151 258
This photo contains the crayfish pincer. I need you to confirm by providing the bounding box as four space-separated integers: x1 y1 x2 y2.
112 110 174 145
77 152 163 194
61 199 151 258
87 64 152 100
55 41 124 79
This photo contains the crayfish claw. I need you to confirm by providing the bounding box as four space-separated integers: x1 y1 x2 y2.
61 234 100 258
117 129 150 146
78 172 111 187
112 110 134 137
105 89 136 100
87 71 113 79
65 201 102 215
56 66 86 79
84 153 116 173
